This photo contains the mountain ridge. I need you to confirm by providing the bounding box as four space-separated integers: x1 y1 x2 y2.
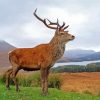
0 40 15 67
0 40 100 67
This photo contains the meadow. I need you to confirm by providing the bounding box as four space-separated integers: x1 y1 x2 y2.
0 68 100 100
60 72 100 95
0 83 100 100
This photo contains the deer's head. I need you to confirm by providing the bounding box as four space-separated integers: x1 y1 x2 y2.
34 9 75 44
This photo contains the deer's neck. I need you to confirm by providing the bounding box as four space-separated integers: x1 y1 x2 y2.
49 37 65 60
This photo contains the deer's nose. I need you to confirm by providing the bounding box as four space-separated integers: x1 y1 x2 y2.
72 35 75 39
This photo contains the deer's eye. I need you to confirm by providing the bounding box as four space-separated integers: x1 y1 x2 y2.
61 33 65 35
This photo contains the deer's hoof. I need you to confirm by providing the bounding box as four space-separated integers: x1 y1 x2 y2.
6 86 10 90
41 92 49 96
16 89 20 92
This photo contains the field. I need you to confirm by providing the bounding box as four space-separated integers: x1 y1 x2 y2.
0 68 100 99
60 72 100 95
0 84 100 100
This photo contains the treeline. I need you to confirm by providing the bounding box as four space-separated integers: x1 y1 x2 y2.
51 63 100 73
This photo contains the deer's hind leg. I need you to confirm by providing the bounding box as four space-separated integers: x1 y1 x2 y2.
5 68 13 90
12 67 20 91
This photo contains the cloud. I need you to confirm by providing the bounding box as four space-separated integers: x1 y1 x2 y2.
0 0 100 51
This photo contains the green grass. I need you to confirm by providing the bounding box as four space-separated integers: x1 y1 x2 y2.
0 83 100 100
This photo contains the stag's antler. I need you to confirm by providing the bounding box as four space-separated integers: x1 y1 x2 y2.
33 9 67 30
34 9 57 29
63 25 69 30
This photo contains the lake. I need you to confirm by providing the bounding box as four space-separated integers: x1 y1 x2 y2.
54 60 100 67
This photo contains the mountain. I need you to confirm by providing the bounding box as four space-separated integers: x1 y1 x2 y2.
0 40 15 52
81 52 100 61
0 40 100 67
0 40 15 67
64 49 95 58
58 49 100 62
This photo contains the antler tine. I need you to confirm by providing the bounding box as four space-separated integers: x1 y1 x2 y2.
34 8 37 14
43 19 58 29
63 25 69 30
33 9 58 30
57 19 59 29
57 19 59 26
34 8 45 22
47 19 60 27
59 22 65 30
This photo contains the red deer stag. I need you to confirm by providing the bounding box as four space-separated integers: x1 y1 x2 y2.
5 9 75 95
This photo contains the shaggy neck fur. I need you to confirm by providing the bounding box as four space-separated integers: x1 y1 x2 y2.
49 36 66 60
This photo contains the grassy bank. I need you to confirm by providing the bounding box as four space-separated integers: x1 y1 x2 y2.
0 83 100 100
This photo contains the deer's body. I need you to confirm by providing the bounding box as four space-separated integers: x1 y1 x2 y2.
5 9 75 95
9 41 65 70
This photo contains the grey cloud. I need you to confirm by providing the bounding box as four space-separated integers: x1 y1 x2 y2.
0 0 100 51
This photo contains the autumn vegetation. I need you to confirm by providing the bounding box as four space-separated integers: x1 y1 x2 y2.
0 67 100 96
0 63 100 100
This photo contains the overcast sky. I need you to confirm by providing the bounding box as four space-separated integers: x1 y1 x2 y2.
0 0 100 51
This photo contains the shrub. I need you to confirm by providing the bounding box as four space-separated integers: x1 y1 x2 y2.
0 74 5 84
17 72 41 87
48 74 61 89
83 90 92 95
0 72 61 89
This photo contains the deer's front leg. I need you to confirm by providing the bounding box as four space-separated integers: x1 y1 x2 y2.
44 68 49 95
41 68 49 96
41 68 45 95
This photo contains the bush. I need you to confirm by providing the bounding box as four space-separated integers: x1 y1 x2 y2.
0 72 61 89
0 74 5 84
0 73 15 85
48 74 61 89
17 72 41 87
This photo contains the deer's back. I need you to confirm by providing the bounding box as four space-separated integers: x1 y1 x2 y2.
8 44 53 68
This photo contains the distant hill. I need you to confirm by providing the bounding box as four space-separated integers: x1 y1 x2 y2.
0 40 15 67
81 52 100 61
58 49 100 62
87 62 100 66
0 40 15 52
64 49 95 58
0 40 100 67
